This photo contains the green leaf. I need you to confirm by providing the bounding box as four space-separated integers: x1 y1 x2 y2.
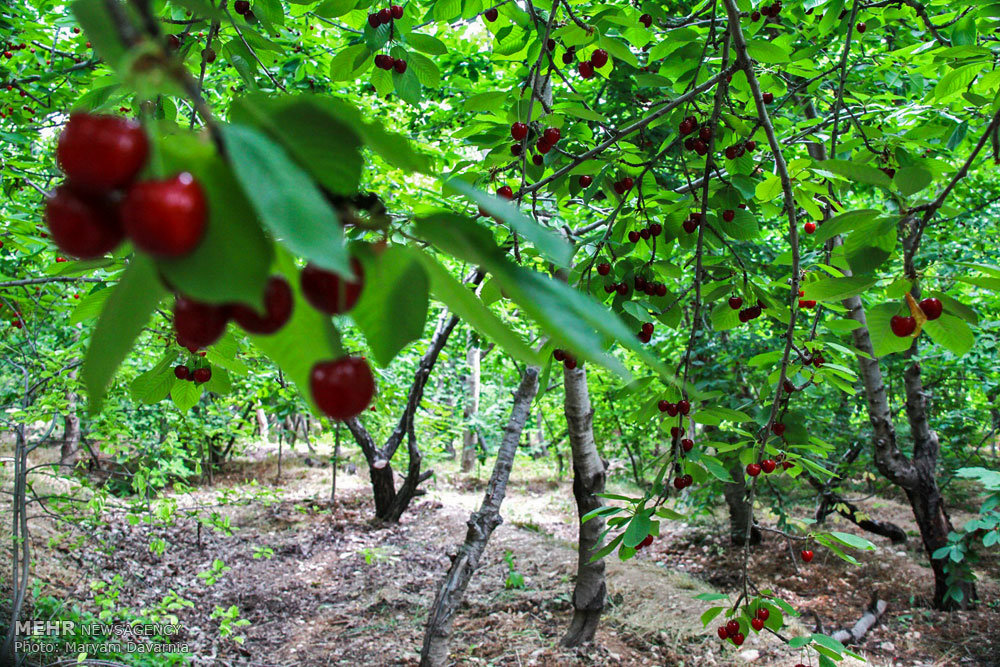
392 63 423 106
923 313 974 357
406 32 448 55
444 179 573 267
406 51 442 88
864 304 913 358
813 209 881 243
623 512 651 548
314 0 357 17
415 251 540 365
933 63 984 100
351 246 429 367
589 533 623 562
170 378 202 412
156 134 273 307
701 606 724 627
747 39 790 63
802 276 877 302
230 95 364 196
813 159 892 188
811 633 847 655
84 256 167 412
130 352 176 404
221 123 351 278
894 166 932 197
830 531 876 550
69 287 112 324
720 208 760 241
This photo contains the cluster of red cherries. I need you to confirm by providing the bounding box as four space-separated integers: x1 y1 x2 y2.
44 113 377 421
625 222 662 244
509 122 561 165
551 348 579 370
367 4 403 27
578 48 608 79
596 264 668 300
174 363 212 385
726 296 766 323
750 1 783 22
797 290 817 310
890 297 943 337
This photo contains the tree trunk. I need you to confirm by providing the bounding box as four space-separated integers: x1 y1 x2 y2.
461 333 481 473
561 365 606 647
724 463 761 546
60 372 81 469
331 423 340 503
256 407 269 443
419 366 541 666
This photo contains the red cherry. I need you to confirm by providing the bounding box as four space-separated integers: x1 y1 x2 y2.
681 438 694 452
664 402 677 416
543 127 561 145
722 209 735 222
511 143 523 156
804 221 817 234
173 296 229 349
511 122 528 141
393 58 407 73
640 534 653 547
771 423 786 436
121 172 207 257
641 322 654 336
751 618 764 631
202 47 216 63
761 459 777 474
717 626 729 640
230 276 293 335
390 4 403 19
597 262 611 276
589 48 608 68
45 186 123 258
677 400 690 415
300 257 364 315
890 315 916 337
725 620 739 637
746 463 761 477
649 223 662 236
234 0 250 14
484 7 499 21
756 608 769 621
639 13 653 27
679 119 694 135
193 367 211 383
729 296 743 310
751 10 761 20
377 8 391 24
174 365 189 380
801 549 814 562
579 175 593 187
856 21 866 33
670 426 685 438
627 230 640 243
699 125 712 142
673 476 686 490
57 113 149 193
622 176 634 190
657 400 669 412
745 140 757 151
497 185 514 199
578 61 595 78
535 138 552 154
310 357 375 420
725 146 737 160
762 92 774 104
919 297 943 320
783 460 794 470
732 632 745 646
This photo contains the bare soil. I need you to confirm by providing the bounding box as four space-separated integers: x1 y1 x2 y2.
6 443 1000 666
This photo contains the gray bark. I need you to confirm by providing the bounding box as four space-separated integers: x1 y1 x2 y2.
460 333 481 473
561 365 606 647
255 407 269 443
723 463 761 546
419 367 540 666
60 372 81 468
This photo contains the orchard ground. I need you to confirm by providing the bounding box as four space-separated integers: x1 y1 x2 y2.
4 436 999 666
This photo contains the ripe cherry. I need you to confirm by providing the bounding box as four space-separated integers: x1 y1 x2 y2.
890 315 916 337
751 618 764 631
670 426 685 438
202 47 216 63
677 399 690 415
919 297 942 320
732 632 746 646
301 257 364 315
679 119 695 135
722 209 735 222
751 10 760 20
45 186 123 258
173 296 229 349
801 549 814 563
657 400 670 412
762 92 774 104
390 4 403 19
310 356 376 420
230 276 293 335
746 463 761 477
234 0 250 14
756 608 769 621
725 146 737 160
761 459 777 473
377 8 391 23
622 176 634 190
627 230 640 243
681 438 694 452
121 172 207 257
193 367 212 383
484 7 499 21
699 125 712 142
771 423 786 436
673 476 686 490
497 185 514 199
174 365 189 380
641 322 654 336
725 620 740 637
856 21 866 33
393 59 407 73
589 48 608 68
639 13 653 27
543 127 561 144
535 138 551 154
804 221 817 234
57 113 149 193
746 140 757 151
729 296 743 310
683 218 698 233
596 262 611 276
579 61 595 78
640 534 654 548
578 174 593 187
511 122 528 141
717 626 729 640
